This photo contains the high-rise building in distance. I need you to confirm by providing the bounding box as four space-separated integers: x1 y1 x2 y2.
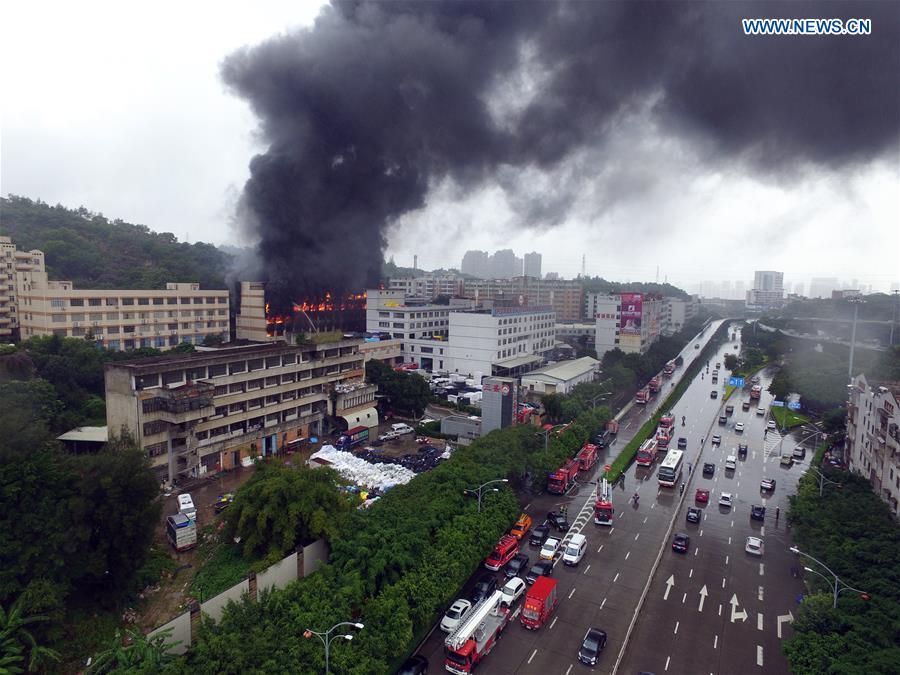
524 252 542 278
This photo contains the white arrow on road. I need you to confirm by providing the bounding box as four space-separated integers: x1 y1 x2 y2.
777 611 795 638
730 593 748 623
698 585 708 612
663 575 675 600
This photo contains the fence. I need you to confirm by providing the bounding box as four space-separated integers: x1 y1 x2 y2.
149 539 329 654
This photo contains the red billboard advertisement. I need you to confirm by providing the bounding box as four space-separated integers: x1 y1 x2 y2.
620 293 643 335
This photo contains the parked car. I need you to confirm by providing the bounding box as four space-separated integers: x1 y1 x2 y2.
735 421 745 433
751 505 766 521
578 628 608 666
767 420 777 430
500 577 526 606
703 462 715 476
711 435 721 446
510 513 533 540
672 532 691 553
470 575 498 604
792 446 806 460
529 524 550 547
505 553 530 578
397 655 429 675
710 390 718 399
686 507 702 524
695 489 710 503
745 536 764 556
213 493 235 514
677 437 687 449
719 493 733 508
760 478 776 491
440 599 472 632
525 560 553 585
780 454 794 467
546 511 570 532
540 537 561 561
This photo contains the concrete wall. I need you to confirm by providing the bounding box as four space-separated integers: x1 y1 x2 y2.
302 539 329 577
258 551 298 594
201 579 249 622
147 609 192 656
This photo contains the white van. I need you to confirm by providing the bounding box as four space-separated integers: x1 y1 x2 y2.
725 456 737 470
178 493 197 521
391 423 415 435
562 533 587 566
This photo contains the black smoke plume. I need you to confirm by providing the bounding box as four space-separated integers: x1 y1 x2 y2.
223 1 898 307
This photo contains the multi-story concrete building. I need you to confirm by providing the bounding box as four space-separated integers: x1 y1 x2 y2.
661 296 700 335
523 252 542 279
462 277 583 321
105 339 372 485
387 274 464 300
481 376 519 434
846 374 900 519
809 277 839 299
555 321 597 351
0 236 29 341
593 293 662 358
745 270 784 309
366 288 456 369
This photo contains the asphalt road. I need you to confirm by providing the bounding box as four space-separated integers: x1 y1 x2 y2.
416 320 728 674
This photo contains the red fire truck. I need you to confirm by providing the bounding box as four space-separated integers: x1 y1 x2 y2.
636 438 659 466
444 591 510 673
576 443 599 471
656 412 675 449
547 458 580 494
663 360 676 376
520 576 559 630
594 477 614 526
648 375 662 394
750 384 762 400
635 388 650 404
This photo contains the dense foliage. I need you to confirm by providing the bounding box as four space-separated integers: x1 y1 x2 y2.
785 469 900 673
365 360 431 417
1 195 231 290
580 276 690 299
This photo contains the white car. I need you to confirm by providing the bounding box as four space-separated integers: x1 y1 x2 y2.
767 420 777 430
735 422 745 433
725 455 737 470
540 537 560 560
756 407 766 416
745 536 764 556
440 598 472 632
500 577 526 606
719 493 734 508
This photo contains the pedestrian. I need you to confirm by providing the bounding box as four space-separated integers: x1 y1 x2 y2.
776 507 780 522
688 462 692 474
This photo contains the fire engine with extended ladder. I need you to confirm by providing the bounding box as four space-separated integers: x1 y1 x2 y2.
444 590 510 673
594 476 614 525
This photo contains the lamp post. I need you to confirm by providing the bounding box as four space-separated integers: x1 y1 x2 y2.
303 621 364 675
536 428 550 453
807 465 842 498
464 479 509 512
790 547 868 608
589 392 611 409
847 296 865 383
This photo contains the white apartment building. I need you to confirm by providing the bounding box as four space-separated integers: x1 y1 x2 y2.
661 296 699 335
593 293 662 358
6 236 229 350
847 374 900 519
366 288 454 368
387 274 464 300
446 306 556 378
0 236 28 341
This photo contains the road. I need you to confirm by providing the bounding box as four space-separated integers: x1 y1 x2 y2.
416 320 729 673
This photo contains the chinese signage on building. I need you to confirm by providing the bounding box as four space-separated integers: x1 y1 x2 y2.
620 293 643 336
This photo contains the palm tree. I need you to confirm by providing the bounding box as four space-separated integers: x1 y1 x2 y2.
87 627 179 674
0 598 60 674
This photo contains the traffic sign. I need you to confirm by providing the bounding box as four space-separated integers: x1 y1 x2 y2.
729 376 745 388
788 402 802 410
771 401 785 407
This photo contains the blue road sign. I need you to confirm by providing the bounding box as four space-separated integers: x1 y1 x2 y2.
729 377 745 388
788 402 802 410
771 400 785 407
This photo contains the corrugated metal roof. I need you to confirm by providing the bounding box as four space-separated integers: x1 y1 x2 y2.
522 356 600 383
56 426 109 443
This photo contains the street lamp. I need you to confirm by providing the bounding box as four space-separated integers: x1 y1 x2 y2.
535 428 551 453
464 479 509 512
807 465 843 498
589 392 611 409
303 621 364 675
790 547 869 608
847 296 865 384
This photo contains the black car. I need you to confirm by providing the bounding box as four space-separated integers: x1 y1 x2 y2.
672 533 690 553
718 415 727 425
686 507 702 524
505 553 530 578
525 560 553 585
546 511 570 532
703 462 715 476
529 524 550 547
738 443 748 458
397 655 429 675
470 574 498 604
751 505 766 521
677 437 687 449
592 431 610 448
710 390 718 399
577 627 608 666
711 435 721 446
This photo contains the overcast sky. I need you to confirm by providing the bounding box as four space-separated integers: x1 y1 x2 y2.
2 1 898 293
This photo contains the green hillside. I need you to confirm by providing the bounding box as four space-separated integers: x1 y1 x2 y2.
0 195 231 289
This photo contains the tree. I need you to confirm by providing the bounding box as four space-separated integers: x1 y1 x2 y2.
0 597 60 673
87 627 179 674
541 393 564 423
365 361 430 416
723 354 739 371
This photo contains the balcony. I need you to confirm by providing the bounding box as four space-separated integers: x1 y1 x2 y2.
149 381 216 423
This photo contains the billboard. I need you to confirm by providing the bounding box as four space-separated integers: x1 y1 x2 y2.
620 293 643 336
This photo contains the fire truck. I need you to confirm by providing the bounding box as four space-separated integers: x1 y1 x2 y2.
635 388 650 404
656 412 675 449
576 443 599 471
444 591 510 673
636 438 659 466
648 375 662 394
594 477 614 526
520 576 558 630
750 384 762 400
663 360 676 376
547 458 580 494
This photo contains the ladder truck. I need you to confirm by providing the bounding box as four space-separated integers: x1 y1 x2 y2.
594 476 614 526
444 591 510 674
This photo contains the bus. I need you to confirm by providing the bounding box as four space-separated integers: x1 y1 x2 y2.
658 450 684 487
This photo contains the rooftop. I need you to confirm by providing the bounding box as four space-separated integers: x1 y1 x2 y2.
57 426 108 443
522 356 600 383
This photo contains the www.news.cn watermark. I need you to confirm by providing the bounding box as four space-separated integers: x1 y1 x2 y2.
742 18 872 36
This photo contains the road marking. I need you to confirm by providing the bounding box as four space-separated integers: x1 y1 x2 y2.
689 568 694 578
549 616 559 630
665 656 671 671
728 536 731 545
525 503 532 510
610 527 615 534
565 666 572 675
674 621 680 634
758 586 764 601
777 611 795 638
718 603 722 615
619 512 625 519
761 525 766 536
643 516 649 523
759 563 765 576
704 513 707 521
730 594 748 623
731 519 734 527
699 529 703 537
663 574 674 600
725 555 729 565
757 613 764 631
568 588 576 599
635 532 640 541
722 577 726 588
601 597 607 609
682 592 687 604
694 547 699 556
624 550 631 561
528 649 537 664
614 572 620 583
757 645 764 666
698 585 708 611
597 544 604 553
714 634 718 649
584 564 591 574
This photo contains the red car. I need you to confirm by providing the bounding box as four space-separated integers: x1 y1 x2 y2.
695 489 710 503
